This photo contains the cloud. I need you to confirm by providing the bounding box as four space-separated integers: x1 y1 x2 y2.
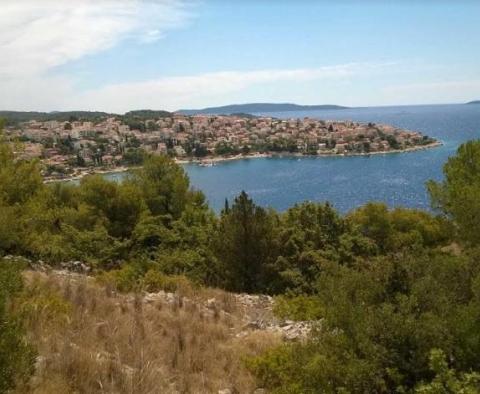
382 80 480 104
0 0 193 77
74 63 389 112
1 46 390 112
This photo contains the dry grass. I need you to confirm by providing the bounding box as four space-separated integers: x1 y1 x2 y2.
16 271 281 394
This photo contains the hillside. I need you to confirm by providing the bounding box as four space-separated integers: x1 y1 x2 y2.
466 100 480 104
0 110 173 125
13 266 291 393
0 111 114 124
177 103 348 115
124 109 173 119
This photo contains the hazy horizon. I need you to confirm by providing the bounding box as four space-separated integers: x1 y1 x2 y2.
1 101 477 116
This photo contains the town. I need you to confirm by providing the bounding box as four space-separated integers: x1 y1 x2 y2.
2 113 439 180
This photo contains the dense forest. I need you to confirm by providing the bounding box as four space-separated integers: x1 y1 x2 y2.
2 117 480 393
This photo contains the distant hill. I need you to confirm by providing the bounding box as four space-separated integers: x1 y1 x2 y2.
0 109 174 125
0 111 112 124
466 100 480 105
177 103 348 115
123 109 172 119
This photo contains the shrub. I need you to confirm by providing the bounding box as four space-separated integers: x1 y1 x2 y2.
17 276 72 331
273 295 323 321
0 259 36 392
142 269 195 294
96 264 144 292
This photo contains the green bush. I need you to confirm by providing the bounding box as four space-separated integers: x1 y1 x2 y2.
273 294 323 321
96 264 144 292
142 269 195 294
17 276 72 329
0 259 36 392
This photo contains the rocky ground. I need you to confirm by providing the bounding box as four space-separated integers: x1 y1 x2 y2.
22 257 313 342
7 256 314 393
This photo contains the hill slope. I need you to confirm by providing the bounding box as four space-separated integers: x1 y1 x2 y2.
18 267 298 393
0 110 112 123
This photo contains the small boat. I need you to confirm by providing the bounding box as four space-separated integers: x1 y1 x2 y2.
199 160 215 167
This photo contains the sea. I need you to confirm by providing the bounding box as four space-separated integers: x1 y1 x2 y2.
106 104 480 213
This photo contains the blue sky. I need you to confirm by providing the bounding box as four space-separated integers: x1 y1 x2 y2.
1 1 479 112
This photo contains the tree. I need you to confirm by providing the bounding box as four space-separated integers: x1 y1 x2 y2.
249 250 480 393
214 191 277 293
386 134 400 149
241 145 251 155
130 155 191 219
349 202 393 252
415 349 480 393
427 140 480 245
193 144 208 158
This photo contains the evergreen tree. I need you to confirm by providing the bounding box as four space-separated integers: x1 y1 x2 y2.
215 191 277 293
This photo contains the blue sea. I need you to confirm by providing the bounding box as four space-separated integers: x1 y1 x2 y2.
108 104 480 213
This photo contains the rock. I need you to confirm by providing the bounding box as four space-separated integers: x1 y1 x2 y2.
206 298 217 309
143 293 158 304
243 321 261 330
122 364 135 378
60 260 91 273
165 292 176 304
35 355 46 374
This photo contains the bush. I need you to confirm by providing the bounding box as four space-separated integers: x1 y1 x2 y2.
142 269 195 294
17 276 72 330
96 264 144 292
0 259 36 392
273 295 323 321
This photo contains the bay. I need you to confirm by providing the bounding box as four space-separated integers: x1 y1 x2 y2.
107 104 480 213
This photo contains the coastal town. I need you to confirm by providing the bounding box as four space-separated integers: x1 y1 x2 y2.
2 113 439 180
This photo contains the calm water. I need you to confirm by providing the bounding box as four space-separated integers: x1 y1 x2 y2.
108 104 480 213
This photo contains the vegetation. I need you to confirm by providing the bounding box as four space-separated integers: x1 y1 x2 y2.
0 258 36 393
14 270 278 393
2 115 480 393
0 111 112 126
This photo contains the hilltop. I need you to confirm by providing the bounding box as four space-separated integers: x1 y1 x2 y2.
0 110 113 124
0 110 173 125
177 103 348 115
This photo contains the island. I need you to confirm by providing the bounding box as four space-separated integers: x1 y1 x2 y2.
177 102 349 115
1 111 440 182
466 100 480 105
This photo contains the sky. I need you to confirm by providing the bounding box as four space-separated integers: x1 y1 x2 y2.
1 0 479 113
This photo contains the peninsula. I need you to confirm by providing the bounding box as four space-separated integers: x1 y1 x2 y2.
1 111 439 181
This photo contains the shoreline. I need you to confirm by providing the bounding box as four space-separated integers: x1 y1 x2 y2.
175 140 443 164
44 140 443 183
43 165 136 184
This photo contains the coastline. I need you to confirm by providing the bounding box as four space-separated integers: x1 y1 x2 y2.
175 140 444 164
44 140 443 183
43 165 136 184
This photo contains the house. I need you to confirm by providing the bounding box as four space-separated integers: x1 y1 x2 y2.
335 143 347 154
174 146 186 156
